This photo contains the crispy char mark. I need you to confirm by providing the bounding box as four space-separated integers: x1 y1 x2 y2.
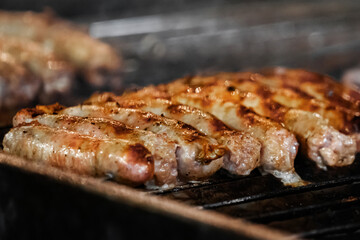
186 73 360 135
126 101 230 133
60 104 225 180
91 94 261 176
3 125 154 184
161 103 262 174
180 79 289 123
231 76 358 134
165 104 230 132
156 79 283 127
61 104 226 163
238 88 288 123
13 103 65 126
179 75 357 168
87 93 232 133
172 91 300 180
253 70 360 133
87 100 204 135
85 95 224 144
260 68 360 112
126 143 154 168
16 112 178 187
179 78 286 125
161 75 356 136
109 106 206 142
17 113 135 136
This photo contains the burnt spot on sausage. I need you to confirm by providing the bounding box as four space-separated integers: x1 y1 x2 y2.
265 102 286 122
237 106 259 125
255 86 273 99
178 121 199 131
227 86 236 92
285 86 315 99
141 112 156 123
126 144 154 178
237 105 256 115
307 103 321 112
167 104 189 115
210 118 230 132
112 124 132 135
14 105 61 126
28 108 45 118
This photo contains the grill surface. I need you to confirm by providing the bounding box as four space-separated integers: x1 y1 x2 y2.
151 155 360 239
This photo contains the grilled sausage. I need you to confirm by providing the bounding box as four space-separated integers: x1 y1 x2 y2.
0 36 74 103
86 93 262 176
13 112 178 188
175 78 357 169
172 93 302 185
118 84 302 185
258 67 360 114
3 125 154 185
57 105 225 180
0 10 122 88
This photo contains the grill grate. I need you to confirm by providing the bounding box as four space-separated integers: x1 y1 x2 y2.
151 155 360 238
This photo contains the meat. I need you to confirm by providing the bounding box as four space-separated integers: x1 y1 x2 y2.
284 109 356 169
0 53 41 126
59 105 226 180
108 85 302 184
3 125 154 185
0 10 123 126
250 68 360 151
171 93 301 185
169 76 356 169
5 66 359 189
86 93 262 176
0 10 122 88
0 36 74 103
13 112 178 188
190 73 359 135
258 67 360 114
11 102 225 185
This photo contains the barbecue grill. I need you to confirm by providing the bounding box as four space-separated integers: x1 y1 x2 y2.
1 0 360 239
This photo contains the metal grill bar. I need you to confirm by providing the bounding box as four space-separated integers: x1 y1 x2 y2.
153 157 360 238
268 205 360 234
300 223 360 238
219 183 360 221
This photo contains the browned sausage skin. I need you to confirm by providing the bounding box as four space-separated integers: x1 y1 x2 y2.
3 125 154 185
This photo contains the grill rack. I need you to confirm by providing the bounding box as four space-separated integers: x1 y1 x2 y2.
151 155 360 239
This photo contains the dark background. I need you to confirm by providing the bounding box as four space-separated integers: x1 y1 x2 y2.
2 0 360 86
